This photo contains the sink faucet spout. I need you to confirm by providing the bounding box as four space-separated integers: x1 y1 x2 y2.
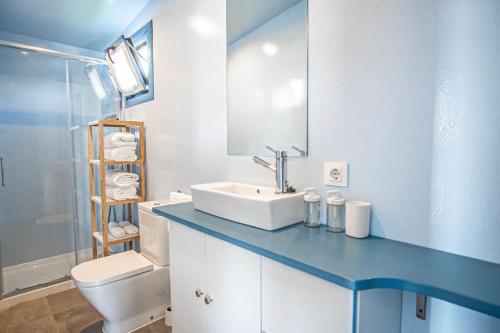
252 146 295 193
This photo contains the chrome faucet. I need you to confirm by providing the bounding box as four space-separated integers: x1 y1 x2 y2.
253 145 295 193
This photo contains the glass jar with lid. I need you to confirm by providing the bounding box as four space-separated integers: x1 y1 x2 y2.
326 190 345 232
303 187 321 228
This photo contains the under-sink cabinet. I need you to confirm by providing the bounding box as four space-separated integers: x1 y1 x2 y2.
262 257 353 333
169 222 260 333
169 222 401 333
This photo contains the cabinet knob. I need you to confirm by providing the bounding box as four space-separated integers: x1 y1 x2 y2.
195 288 204 298
204 295 213 305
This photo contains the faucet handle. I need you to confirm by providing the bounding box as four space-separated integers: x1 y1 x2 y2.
265 145 277 154
291 145 306 157
266 145 288 158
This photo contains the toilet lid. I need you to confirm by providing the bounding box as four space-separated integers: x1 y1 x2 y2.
71 251 153 288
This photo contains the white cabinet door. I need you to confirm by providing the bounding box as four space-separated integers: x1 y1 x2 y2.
169 223 207 333
205 236 261 333
262 257 353 333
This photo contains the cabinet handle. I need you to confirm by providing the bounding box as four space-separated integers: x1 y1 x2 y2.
204 294 213 305
195 288 204 298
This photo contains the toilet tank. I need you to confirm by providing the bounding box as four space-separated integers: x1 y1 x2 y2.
138 201 171 266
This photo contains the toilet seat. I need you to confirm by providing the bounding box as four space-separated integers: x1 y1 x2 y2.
71 251 153 288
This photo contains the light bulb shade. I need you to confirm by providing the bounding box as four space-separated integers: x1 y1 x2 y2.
84 64 120 104
86 67 107 100
105 36 147 97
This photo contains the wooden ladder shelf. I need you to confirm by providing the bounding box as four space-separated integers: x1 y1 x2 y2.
87 119 146 258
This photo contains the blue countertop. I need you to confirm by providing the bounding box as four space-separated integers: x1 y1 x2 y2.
153 202 500 318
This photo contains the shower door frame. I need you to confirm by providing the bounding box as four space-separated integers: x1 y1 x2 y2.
0 40 105 298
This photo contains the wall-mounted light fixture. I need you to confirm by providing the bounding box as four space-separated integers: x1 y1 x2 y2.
105 21 154 108
84 64 120 105
85 66 107 100
105 36 147 97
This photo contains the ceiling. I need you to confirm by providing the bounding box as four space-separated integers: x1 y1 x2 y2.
0 0 150 51
227 0 303 44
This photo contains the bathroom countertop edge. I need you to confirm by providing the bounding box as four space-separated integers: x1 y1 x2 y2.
153 202 500 319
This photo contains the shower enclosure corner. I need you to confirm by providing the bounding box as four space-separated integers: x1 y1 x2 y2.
0 41 119 296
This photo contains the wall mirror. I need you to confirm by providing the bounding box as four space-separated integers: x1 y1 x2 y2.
226 0 308 157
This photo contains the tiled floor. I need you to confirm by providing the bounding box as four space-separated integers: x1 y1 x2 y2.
0 288 171 333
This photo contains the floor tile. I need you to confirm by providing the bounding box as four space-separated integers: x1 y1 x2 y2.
1 288 168 333
5 315 58 333
53 303 102 333
0 307 23 330
0 297 52 329
46 288 89 315
55 320 69 333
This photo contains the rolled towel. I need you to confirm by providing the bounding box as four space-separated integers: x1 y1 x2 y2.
106 185 138 201
119 221 139 235
104 146 138 162
104 132 136 147
105 171 139 187
108 222 126 238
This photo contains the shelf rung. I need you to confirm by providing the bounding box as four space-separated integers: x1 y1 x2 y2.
88 120 144 127
90 159 143 165
91 196 143 206
92 231 140 245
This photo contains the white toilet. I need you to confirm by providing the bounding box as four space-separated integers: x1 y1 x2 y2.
72 200 172 333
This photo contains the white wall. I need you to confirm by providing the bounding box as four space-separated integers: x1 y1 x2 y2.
122 0 500 331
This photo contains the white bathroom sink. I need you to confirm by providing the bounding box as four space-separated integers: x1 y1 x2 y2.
190 182 304 231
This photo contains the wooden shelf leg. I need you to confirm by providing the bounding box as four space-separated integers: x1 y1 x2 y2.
88 125 98 259
98 123 110 257
90 202 97 259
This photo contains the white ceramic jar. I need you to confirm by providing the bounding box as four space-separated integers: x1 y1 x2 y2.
345 201 371 238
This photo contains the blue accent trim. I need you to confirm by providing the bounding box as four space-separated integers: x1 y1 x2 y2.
125 21 154 108
153 203 500 319
352 291 358 333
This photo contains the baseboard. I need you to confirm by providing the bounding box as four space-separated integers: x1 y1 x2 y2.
3 248 93 294
0 279 75 311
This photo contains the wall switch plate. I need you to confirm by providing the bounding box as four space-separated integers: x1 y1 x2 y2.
324 162 348 187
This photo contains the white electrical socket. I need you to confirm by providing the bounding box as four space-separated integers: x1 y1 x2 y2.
324 162 348 187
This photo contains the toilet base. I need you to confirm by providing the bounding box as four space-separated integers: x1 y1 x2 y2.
102 304 166 333
74 263 170 333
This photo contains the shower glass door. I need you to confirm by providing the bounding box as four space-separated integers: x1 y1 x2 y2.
0 45 108 295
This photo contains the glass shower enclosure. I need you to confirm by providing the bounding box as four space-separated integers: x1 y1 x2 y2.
0 42 119 296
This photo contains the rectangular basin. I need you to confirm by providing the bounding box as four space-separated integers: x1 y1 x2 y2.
190 182 304 231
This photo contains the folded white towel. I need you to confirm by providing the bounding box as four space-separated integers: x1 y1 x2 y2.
105 171 139 187
104 146 138 162
119 221 139 235
108 222 126 238
105 141 137 149
106 185 138 201
104 132 136 146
